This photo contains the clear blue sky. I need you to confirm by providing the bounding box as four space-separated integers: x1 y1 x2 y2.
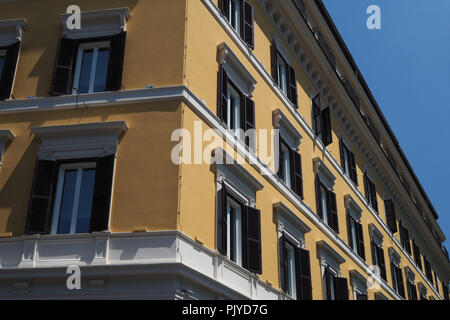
322 0 450 249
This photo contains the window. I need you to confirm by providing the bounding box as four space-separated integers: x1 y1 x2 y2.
350 270 368 300
418 283 428 300
72 42 110 94
312 95 333 146
279 235 312 300
424 257 433 283
275 202 312 300
323 266 349 300
370 241 386 281
384 199 397 234
271 41 298 107
406 271 418 300
363 172 378 212
50 33 126 96
51 162 96 234
390 250 405 298
219 0 254 48
412 240 422 271
399 221 412 255
442 280 449 300
317 240 348 300
315 178 338 233
339 138 357 185
25 121 127 235
218 63 255 148
277 138 303 198
346 212 365 260
0 42 20 101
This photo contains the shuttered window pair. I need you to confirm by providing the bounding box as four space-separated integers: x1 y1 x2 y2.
312 95 332 146
384 199 397 234
219 0 254 49
371 241 387 281
412 240 422 271
279 235 312 300
399 221 412 255
424 257 433 283
0 42 20 101
25 155 115 235
50 32 126 96
363 172 378 213
391 261 405 298
315 176 339 233
442 280 449 300
217 66 255 148
277 137 303 199
339 139 357 185
270 41 298 108
217 183 262 274
323 267 349 300
346 212 365 260
407 278 418 300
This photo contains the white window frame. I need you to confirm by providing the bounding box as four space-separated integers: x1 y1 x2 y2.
72 41 111 95
340 135 352 178
226 195 244 266
51 161 97 235
227 0 241 34
226 84 242 133
280 141 292 188
277 53 288 94
284 240 297 299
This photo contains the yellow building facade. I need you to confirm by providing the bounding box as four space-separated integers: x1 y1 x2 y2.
0 0 448 300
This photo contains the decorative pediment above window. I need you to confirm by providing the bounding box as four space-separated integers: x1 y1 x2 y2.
313 157 335 189
349 269 368 294
404 266 415 282
217 42 257 97
0 129 14 165
418 282 427 296
31 121 128 161
274 202 311 246
211 147 263 204
344 194 362 221
369 223 384 246
388 247 401 267
272 109 302 150
61 7 131 39
317 240 345 272
0 18 27 46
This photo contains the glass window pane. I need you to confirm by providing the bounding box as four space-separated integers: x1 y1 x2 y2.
0 57 5 82
94 48 110 92
75 168 96 233
77 49 93 94
57 169 78 234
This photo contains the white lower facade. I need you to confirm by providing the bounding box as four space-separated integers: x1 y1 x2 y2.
0 231 288 300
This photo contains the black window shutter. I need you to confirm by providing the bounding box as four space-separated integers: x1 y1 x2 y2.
217 182 228 255
339 139 345 172
327 190 339 233
242 1 254 49
242 96 255 147
378 246 387 281
363 173 369 203
50 38 77 96
290 151 303 199
277 136 283 180
218 65 228 123
324 267 332 300
89 154 115 232
347 212 354 249
245 206 262 274
370 181 378 212
404 228 411 255
349 152 358 185
105 32 126 92
442 280 449 300
297 248 312 300
270 41 278 84
315 176 323 219
219 0 229 17
287 65 298 108
0 41 20 100
25 160 58 234
371 241 377 267
356 221 365 260
397 266 405 298
321 107 333 146
412 282 418 300
279 235 287 292
384 199 397 233
335 277 349 300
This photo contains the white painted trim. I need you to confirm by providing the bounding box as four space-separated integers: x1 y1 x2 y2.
274 201 311 248
217 42 257 97
313 157 336 189
272 108 302 150
61 8 130 39
0 18 26 46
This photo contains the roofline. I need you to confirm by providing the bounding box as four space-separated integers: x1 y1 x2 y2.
314 0 439 221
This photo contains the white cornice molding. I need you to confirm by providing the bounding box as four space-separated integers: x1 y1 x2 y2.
316 240 346 268
217 42 257 97
313 156 336 188
61 7 131 39
31 121 128 160
0 129 14 165
344 194 362 214
369 223 384 245
274 201 311 236
0 18 27 46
